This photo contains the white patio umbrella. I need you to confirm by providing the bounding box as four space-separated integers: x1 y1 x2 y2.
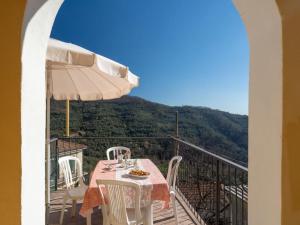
45 38 139 223
47 38 139 135
47 38 139 101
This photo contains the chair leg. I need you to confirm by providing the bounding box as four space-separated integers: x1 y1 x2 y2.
171 194 178 225
143 203 153 225
101 206 109 225
60 195 68 225
102 216 109 225
86 213 92 225
71 200 77 217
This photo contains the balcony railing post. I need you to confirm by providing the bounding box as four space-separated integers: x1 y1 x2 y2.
174 111 179 156
216 159 220 225
176 111 179 138
55 139 58 191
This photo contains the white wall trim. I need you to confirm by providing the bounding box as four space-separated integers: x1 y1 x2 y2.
233 0 282 225
21 1 64 225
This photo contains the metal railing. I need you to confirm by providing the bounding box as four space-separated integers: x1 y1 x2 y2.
50 136 248 225
173 137 248 225
50 138 58 191
50 136 174 189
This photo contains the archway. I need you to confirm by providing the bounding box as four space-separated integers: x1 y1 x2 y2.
22 1 64 224
20 1 299 225
233 1 282 224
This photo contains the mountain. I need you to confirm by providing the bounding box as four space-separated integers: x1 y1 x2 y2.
50 96 248 165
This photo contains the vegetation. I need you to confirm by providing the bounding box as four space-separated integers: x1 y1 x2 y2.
51 96 248 167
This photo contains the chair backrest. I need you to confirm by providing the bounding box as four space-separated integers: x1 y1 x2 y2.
96 179 142 225
166 156 183 189
106 146 131 160
58 156 84 189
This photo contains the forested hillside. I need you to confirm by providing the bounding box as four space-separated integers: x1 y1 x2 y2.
51 96 248 165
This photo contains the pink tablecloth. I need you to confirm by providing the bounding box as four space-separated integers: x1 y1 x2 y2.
80 159 170 217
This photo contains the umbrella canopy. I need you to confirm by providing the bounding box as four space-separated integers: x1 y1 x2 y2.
46 38 139 100
45 39 140 224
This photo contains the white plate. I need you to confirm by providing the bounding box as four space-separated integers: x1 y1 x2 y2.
127 171 150 179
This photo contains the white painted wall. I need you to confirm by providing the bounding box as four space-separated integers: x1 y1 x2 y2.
21 1 64 225
233 1 282 225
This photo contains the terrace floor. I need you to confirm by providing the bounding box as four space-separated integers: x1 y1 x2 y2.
49 190 197 225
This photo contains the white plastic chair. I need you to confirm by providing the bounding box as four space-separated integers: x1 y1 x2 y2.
96 179 146 225
106 146 131 160
166 156 183 225
58 156 87 225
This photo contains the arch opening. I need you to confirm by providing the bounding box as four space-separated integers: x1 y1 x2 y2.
20 1 287 225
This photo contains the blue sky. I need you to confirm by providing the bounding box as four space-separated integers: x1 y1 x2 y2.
51 0 249 115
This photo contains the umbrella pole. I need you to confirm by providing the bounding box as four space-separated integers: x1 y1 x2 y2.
66 99 70 137
45 95 51 224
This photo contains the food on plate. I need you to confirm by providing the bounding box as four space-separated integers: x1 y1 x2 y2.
129 169 150 176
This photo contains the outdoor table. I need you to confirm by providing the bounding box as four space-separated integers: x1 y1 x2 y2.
80 159 170 225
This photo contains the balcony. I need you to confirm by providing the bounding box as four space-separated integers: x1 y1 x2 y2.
50 190 196 225
49 136 248 225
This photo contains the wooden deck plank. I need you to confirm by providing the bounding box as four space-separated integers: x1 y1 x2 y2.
49 190 197 225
